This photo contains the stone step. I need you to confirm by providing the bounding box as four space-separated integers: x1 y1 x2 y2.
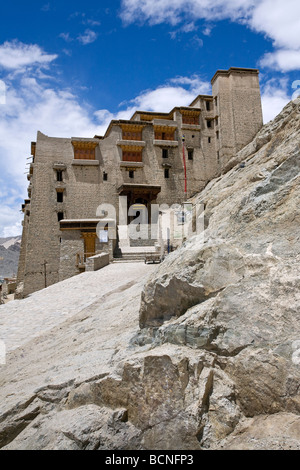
115 253 152 260
112 258 145 263
129 238 157 247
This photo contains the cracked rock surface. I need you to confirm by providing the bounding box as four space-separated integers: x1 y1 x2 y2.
1 100 300 450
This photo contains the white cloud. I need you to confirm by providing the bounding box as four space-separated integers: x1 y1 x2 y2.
59 32 73 43
77 29 98 45
0 79 5 104
0 40 57 70
0 204 23 237
202 24 214 36
120 0 300 71
259 49 300 72
261 78 290 123
84 19 101 27
250 0 300 50
118 75 211 114
121 0 256 26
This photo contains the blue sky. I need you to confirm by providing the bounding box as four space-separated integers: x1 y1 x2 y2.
0 0 300 236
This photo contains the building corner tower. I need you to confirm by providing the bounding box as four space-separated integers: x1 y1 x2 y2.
212 67 263 171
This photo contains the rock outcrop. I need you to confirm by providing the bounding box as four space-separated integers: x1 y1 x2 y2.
0 100 300 450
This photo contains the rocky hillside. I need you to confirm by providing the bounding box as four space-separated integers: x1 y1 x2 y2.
0 100 299 450
0 237 21 278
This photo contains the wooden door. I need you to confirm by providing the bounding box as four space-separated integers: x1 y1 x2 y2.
82 233 96 260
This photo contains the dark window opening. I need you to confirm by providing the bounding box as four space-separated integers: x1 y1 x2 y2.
129 170 134 179
162 148 168 159
56 170 63 182
57 192 63 203
208 137 211 144
216 131 219 140
57 212 64 222
103 172 108 181
164 168 169 179
188 149 194 161
207 120 212 128
206 101 211 111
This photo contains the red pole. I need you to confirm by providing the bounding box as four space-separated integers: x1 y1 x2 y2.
182 136 187 197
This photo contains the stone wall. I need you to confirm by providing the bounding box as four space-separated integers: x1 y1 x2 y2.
212 68 263 170
85 253 109 272
59 231 84 282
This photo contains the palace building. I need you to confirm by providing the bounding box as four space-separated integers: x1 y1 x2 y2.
17 67 263 297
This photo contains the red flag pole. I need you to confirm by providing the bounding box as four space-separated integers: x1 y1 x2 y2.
182 136 187 198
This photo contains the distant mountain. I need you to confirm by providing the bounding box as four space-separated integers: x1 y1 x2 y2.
0 236 22 249
0 236 21 278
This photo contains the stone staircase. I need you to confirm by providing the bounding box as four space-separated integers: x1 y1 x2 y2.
113 246 158 263
114 224 161 262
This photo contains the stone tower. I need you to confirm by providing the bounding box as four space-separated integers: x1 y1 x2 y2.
211 67 263 170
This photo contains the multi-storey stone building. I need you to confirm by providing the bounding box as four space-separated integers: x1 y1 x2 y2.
17 67 263 296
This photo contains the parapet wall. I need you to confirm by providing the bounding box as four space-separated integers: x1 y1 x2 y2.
85 253 110 272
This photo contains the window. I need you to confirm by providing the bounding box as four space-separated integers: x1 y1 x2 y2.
103 172 108 181
207 120 213 129
216 131 219 140
208 137 211 144
162 148 168 159
57 212 64 222
122 130 142 141
74 148 95 160
182 115 199 125
57 192 63 203
56 170 63 182
215 97 218 107
164 168 169 179
154 130 175 140
122 151 142 162
215 118 219 126
129 170 134 179
188 149 194 161
206 101 211 111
